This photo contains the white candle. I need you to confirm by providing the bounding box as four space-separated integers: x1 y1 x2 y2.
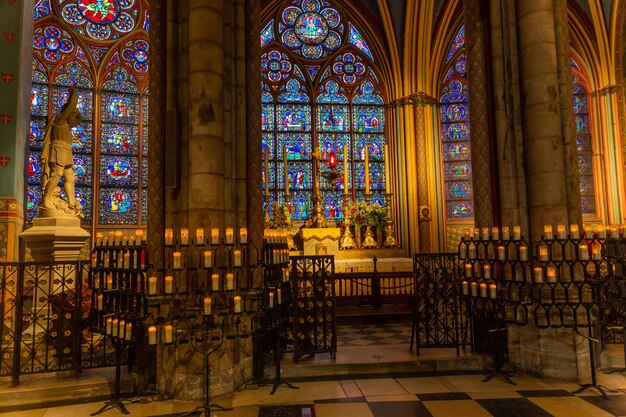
557 225 567 240
364 144 370 195
135 229 144 243
129 235 136 245
544 225 553 240
233 295 242 313
579 244 589 260
513 226 521 240
203 297 212 315
570 224 580 239
106 318 113 335
123 251 130 269
610 226 620 239
489 284 497 299
547 266 557 283
164 324 173 344
491 227 500 241
104 253 110 268
226 227 234 244
125 322 132 341
483 264 491 279
112 318 118 338
211 228 220 245
115 231 123 246
240 227 248 244
465 263 472 278
470 282 478 297
473 228 480 240
106 274 113 289
180 228 189 245
283 267 290 282
211 273 220 291
108 231 115 246
468 243 476 259
118 319 125 339
584 225 593 239
463 228 471 239
269 291 275 308
97 293 103 311
501 227 510 240
196 228 204 244
459 244 467 259
534 266 543 283
520 245 528 261
164 228 174 245
172 252 182 270
538 246 548 261
233 250 242 267
203 250 212 268
148 276 157 295
497 245 506 260
482 227 490 241
96 233 104 246
277 288 282 304
592 245 602 260
596 224 606 239
461 281 469 295
480 283 487 298
148 325 157 345
164 275 173 294
226 273 234 290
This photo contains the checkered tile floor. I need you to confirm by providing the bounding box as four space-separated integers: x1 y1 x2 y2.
336 322 413 347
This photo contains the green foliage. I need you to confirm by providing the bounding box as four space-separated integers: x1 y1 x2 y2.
266 202 292 229
352 201 387 227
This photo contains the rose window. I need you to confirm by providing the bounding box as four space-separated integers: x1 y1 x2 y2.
280 0 342 59
261 50 292 82
122 39 149 72
332 53 365 84
33 26 75 62
60 0 139 41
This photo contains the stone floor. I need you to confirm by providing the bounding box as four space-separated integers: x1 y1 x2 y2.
2 372 626 416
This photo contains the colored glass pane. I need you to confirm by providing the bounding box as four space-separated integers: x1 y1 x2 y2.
35 0 52 20
288 162 311 190
100 155 138 186
572 78 596 215
140 188 147 225
279 1 342 58
348 23 373 60
322 194 342 219
279 134 311 160
262 104 275 131
101 124 138 154
445 181 473 200
28 152 42 184
261 19 275 47
447 202 473 219
443 123 470 141
446 25 465 63
317 81 349 104
102 92 139 124
291 192 311 220
30 85 48 117
72 154 93 186
353 81 383 104
277 105 310 131
141 158 148 188
445 161 472 180
317 105 349 132
71 122 93 153
352 106 384 132
52 88 93 118
29 119 47 149
26 186 42 222
98 188 138 224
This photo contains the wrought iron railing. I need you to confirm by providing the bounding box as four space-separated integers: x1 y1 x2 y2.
0 261 120 386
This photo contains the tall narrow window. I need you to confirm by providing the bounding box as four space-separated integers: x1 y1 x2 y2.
440 26 473 222
28 0 149 227
261 0 386 221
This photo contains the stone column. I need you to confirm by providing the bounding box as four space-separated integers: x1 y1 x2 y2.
414 102 430 251
245 0 263 269
0 0 32 261
187 0 225 231
463 0 496 227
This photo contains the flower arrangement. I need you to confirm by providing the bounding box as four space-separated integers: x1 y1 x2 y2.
266 201 292 229
352 201 388 227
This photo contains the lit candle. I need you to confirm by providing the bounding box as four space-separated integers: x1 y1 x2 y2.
519 245 528 261
277 288 282 304
233 250 242 267
118 320 125 340
148 276 157 295
489 284 497 299
195 228 205 244
203 250 212 268
459 244 467 259
97 293 103 311
482 227 490 241
461 281 469 296
468 243 476 259
547 266 557 283
364 144 370 195
465 263 472 278
108 231 115 246
534 266 543 283
470 282 478 297
233 295 242 313
463 228 471 239
203 297 212 315
123 251 130 269
283 267 290 282
596 224 606 239
584 225 593 239
501 227 510 240
240 227 248 244
129 234 136 246
164 324 173 344
164 228 174 245
148 325 157 345
284 145 289 197
570 224 580 239
111 318 119 338
269 291 275 308
226 273 234 291
180 228 189 245
592 244 602 260
96 233 104 246
225 227 234 244
557 225 566 240
497 245 506 260
538 246 548 261
579 244 589 260
135 229 144 243
164 275 173 294
106 317 113 335
513 226 521 240
115 230 123 246
473 228 480 240
383 144 390 194
211 228 220 245
125 321 132 341
544 225 553 240
610 225 620 239
172 252 182 270
211 273 220 291
483 264 491 279
491 227 500 241
106 273 113 289
480 283 487 298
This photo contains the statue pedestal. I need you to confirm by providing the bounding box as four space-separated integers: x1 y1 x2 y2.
300 227 341 256
21 217 90 262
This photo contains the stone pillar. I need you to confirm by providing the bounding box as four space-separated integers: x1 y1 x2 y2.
463 0 496 227
187 0 225 231
414 102 430 252
0 0 32 261
245 0 263 270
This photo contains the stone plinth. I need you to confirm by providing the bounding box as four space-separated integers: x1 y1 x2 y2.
300 227 341 256
20 217 90 262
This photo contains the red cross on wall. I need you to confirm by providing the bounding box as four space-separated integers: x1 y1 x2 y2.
4 32 16 43
2 73 14 84
0 114 13 125
0 157 10 167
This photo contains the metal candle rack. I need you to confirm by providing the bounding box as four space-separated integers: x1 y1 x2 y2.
458 225 621 398
89 238 149 415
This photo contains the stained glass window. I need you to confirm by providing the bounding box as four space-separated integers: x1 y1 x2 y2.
440 27 473 221
262 0 386 221
571 69 597 215
28 0 149 227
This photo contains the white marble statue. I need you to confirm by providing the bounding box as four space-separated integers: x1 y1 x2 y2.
39 86 84 218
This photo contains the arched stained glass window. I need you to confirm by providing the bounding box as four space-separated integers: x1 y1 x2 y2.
28 0 149 227
262 0 386 221
571 58 597 216
440 26 473 221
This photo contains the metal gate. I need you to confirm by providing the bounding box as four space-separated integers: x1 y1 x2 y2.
411 253 470 354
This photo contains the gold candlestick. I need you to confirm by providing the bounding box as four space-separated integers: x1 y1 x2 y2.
340 195 356 249
306 147 328 228
383 193 398 248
